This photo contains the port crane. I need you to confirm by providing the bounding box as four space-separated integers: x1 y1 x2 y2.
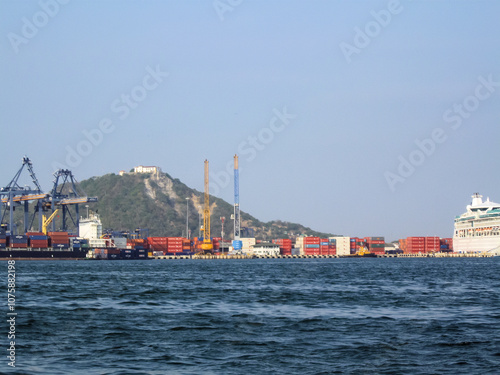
0 157 98 235
47 169 98 233
0 156 47 234
200 159 213 253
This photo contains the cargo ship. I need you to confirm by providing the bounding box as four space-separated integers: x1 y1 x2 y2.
453 193 500 254
0 230 89 259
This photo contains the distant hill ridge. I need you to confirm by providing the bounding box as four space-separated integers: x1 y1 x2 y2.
78 170 334 240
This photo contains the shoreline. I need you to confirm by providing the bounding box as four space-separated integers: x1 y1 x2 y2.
0 252 495 261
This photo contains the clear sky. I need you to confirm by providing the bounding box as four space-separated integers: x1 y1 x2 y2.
1 0 499 241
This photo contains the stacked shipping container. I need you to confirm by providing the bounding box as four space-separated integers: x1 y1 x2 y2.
147 237 168 252
328 238 336 256
0 232 6 249
71 238 89 251
120 249 137 259
128 238 147 249
212 237 221 251
350 238 357 254
440 238 453 251
167 237 184 254
406 237 425 253
303 237 320 256
272 239 293 255
10 235 28 248
48 231 70 249
145 237 193 255
330 237 350 256
398 236 453 254
28 232 49 248
365 237 385 255
94 248 120 259
425 236 440 253
0 228 6 249
320 239 329 255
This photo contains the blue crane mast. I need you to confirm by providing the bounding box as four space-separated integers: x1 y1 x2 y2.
233 154 240 240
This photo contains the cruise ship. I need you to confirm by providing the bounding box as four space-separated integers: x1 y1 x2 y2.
453 193 500 254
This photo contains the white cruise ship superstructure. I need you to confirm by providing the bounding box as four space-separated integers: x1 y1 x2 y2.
453 193 500 254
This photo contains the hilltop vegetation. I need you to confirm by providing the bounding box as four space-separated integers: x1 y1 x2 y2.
76 171 334 240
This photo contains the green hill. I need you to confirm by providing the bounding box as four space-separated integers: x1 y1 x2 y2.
77 170 334 240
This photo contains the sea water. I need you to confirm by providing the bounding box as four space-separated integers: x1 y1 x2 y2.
5 257 500 374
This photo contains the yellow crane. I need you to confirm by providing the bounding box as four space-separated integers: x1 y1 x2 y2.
200 159 213 253
42 209 59 235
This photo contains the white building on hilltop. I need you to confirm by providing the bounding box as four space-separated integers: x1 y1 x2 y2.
134 165 160 174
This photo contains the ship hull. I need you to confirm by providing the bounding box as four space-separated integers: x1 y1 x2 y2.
452 237 500 253
0 249 88 259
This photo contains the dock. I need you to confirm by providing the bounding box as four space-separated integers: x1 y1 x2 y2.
150 252 496 260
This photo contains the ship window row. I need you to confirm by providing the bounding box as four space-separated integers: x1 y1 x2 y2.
456 229 500 237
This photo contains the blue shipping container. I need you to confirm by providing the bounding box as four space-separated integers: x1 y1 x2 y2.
11 239 28 244
305 244 320 248
120 249 137 259
30 235 48 240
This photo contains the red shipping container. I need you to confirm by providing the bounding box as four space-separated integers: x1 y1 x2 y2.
148 237 168 243
11 243 28 248
31 240 49 248
304 237 320 243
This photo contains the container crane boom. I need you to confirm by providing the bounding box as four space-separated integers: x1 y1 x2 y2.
42 209 59 235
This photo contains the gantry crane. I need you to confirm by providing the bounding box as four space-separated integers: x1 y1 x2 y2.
0 156 47 234
0 158 97 235
47 169 98 233
200 159 213 253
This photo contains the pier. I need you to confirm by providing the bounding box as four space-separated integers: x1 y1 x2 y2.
150 252 496 260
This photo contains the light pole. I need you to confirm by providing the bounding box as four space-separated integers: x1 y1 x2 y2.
185 197 189 239
198 209 201 239
220 216 225 242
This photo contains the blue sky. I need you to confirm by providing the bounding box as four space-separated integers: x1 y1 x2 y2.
1 0 499 241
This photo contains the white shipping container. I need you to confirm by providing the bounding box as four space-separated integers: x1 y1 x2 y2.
240 237 256 250
329 237 350 256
